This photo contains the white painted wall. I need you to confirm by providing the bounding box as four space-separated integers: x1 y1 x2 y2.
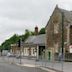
23 47 37 57
24 47 29 56
31 47 36 56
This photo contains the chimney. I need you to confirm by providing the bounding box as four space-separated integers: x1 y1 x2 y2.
35 26 38 35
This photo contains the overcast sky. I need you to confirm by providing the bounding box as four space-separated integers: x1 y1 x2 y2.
0 0 72 45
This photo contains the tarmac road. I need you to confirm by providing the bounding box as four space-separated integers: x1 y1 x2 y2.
0 57 48 72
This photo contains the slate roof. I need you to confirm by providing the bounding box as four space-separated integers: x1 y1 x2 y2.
60 8 72 23
24 34 46 46
46 6 72 28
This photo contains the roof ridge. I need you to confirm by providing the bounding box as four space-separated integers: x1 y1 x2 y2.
57 6 72 14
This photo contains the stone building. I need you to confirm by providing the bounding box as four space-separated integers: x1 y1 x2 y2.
10 44 24 56
11 34 46 60
45 5 72 61
23 34 45 60
11 26 46 60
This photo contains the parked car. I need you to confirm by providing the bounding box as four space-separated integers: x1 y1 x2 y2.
7 52 15 57
2 50 8 56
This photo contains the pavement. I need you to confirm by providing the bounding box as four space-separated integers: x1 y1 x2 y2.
0 57 48 72
0 56 63 72
16 63 56 72
1 57 72 72
0 62 48 72
2 56 72 72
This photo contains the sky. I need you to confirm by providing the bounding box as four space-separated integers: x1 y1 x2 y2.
0 0 72 45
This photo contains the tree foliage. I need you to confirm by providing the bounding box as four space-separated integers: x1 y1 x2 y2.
39 28 45 34
1 34 19 50
0 27 45 50
20 29 31 41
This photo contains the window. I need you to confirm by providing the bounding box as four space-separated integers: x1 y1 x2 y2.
54 24 59 34
70 26 72 44
24 49 26 53
54 43 58 53
33 49 35 54
53 14 59 34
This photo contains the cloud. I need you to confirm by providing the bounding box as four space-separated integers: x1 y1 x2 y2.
0 0 58 44
58 0 72 10
0 0 71 44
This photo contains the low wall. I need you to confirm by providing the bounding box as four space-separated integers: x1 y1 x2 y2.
55 53 72 62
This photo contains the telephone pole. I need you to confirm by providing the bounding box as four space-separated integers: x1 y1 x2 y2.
61 12 64 72
61 12 64 61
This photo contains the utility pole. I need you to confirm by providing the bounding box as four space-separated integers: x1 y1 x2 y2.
61 12 64 61
61 12 64 72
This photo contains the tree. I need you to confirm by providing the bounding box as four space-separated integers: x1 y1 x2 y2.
39 28 45 34
0 27 45 50
23 29 30 41
1 34 19 50
20 29 31 41
9 34 19 44
30 31 35 36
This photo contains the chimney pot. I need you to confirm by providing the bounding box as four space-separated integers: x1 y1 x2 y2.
35 26 38 35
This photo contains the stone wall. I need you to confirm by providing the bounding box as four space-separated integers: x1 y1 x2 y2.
45 6 69 61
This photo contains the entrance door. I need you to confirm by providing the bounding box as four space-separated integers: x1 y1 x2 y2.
48 51 51 61
70 26 72 44
39 46 45 59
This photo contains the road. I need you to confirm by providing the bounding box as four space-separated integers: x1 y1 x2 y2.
3 57 72 72
0 63 48 72
0 57 48 72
